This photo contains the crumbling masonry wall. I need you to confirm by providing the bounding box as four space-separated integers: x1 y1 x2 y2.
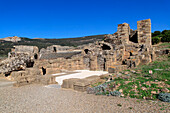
117 23 130 44
137 19 151 46
0 19 156 85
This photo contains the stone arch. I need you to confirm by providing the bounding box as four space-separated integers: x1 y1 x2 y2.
53 47 57 52
100 42 113 51
83 48 94 55
34 54 38 59
84 49 89 54
102 44 111 50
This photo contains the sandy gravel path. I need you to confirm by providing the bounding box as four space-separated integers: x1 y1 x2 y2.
0 84 169 113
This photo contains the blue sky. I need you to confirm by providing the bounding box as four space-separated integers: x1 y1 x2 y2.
0 0 169 39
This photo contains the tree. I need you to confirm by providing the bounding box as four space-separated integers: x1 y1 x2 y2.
162 30 168 35
161 30 170 42
152 31 161 37
152 36 161 45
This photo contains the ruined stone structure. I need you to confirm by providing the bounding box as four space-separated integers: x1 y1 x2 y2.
1 19 164 88
137 19 151 45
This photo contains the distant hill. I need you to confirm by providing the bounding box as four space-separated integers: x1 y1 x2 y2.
0 34 106 57
0 36 21 42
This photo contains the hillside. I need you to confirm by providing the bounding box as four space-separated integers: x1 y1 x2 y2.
0 34 106 57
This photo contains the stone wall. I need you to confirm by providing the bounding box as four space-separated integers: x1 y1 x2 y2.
137 19 151 46
117 23 130 44
11 45 39 60
0 19 157 87
39 51 82 60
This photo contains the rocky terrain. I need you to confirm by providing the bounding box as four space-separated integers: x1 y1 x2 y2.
0 84 169 113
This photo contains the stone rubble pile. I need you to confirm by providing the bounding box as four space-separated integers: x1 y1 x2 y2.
0 53 32 74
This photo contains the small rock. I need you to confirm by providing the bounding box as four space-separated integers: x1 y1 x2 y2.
124 71 129 75
130 70 136 73
119 89 123 93
121 93 124 97
151 91 157 94
141 87 147 90
161 88 169 93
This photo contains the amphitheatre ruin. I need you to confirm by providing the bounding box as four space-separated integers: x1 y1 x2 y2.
0 19 169 112
0 19 166 90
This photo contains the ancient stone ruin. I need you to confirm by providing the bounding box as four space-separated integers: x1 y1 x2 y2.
0 19 168 90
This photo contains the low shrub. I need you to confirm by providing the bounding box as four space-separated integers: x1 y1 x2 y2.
110 91 121 96
158 93 170 102
152 36 161 45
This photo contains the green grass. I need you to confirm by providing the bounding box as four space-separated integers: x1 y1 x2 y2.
110 55 170 100
160 43 170 46
139 57 170 81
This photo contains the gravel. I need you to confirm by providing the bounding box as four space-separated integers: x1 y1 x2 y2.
0 84 169 113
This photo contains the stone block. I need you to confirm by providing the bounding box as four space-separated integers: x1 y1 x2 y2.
74 79 90 92
25 68 41 76
84 75 101 84
40 75 57 85
108 67 116 73
46 68 60 75
61 78 80 89
10 71 26 81
99 74 110 79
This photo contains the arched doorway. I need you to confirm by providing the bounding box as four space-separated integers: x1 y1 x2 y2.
34 54 38 59
42 67 46 75
102 44 111 50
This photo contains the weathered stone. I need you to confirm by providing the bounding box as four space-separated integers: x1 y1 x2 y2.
0 19 157 89
61 78 80 89
74 79 91 92
161 88 169 93
84 76 101 84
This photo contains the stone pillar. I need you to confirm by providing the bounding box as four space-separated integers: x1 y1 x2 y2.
117 23 130 44
90 56 97 71
137 19 151 46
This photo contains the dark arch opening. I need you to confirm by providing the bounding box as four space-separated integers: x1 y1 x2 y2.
104 58 106 71
26 61 34 67
130 52 133 56
151 54 153 60
84 49 89 54
34 54 38 59
102 44 111 50
42 67 46 75
5 72 11 77
165 50 169 54
122 60 127 65
133 62 136 67
140 45 144 51
129 31 138 43
53 47 57 52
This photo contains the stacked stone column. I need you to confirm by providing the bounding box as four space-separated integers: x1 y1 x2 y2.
117 23 130 44
137 19 151 46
